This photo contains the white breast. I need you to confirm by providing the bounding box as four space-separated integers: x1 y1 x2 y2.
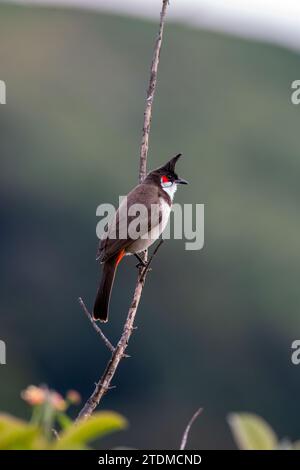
126 197 171 254
162 182 177 201
159 196 171 230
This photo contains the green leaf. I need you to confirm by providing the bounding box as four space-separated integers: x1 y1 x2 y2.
57 412 72 430
0 413 46 450
228 413 278 450
53 411 127 450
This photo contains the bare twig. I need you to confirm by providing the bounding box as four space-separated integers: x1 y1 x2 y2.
139 0 169 184
78 297 115 353
180 408 203 450
77 0 169 421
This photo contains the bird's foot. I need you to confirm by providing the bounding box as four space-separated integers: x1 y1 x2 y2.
134 253 147 269
136 261 150 270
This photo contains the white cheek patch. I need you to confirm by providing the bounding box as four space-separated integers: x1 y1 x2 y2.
162 182 177 200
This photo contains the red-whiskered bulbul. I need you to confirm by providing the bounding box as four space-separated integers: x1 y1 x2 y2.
93 153 188 322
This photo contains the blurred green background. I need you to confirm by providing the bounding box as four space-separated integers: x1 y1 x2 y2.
1 1 300 449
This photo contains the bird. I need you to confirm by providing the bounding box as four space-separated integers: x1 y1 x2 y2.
93 153 188 322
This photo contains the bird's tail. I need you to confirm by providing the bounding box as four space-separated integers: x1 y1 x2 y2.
93 250 125 322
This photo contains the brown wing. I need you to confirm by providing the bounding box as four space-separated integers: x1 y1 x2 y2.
97 182 162 262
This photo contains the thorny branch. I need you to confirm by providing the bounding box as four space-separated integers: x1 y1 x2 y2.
77 0 169 421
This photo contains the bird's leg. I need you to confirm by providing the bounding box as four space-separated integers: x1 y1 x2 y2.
138 239 164 282
134 253 147 269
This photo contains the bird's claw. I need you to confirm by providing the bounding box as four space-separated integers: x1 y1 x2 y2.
135 261 147 269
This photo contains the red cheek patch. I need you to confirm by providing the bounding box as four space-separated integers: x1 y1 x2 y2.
161 175 169 183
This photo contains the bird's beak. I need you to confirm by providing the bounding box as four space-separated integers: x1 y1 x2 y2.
175 177 188 185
